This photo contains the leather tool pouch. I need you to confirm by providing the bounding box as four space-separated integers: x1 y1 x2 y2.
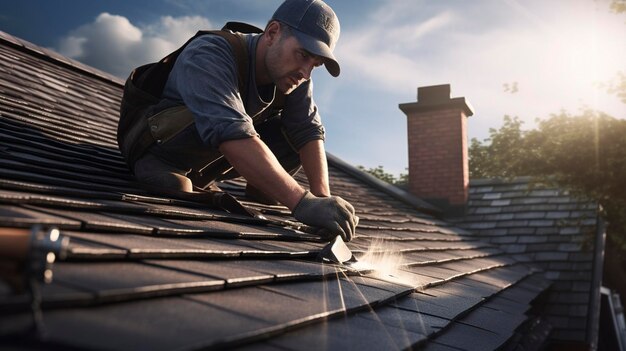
147 106 195 145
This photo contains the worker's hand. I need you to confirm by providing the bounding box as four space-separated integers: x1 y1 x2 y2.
292 191 358 242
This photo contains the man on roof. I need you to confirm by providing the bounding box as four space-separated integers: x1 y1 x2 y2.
117 0 357 241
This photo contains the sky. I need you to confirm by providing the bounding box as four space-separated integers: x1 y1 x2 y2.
1 0 625 176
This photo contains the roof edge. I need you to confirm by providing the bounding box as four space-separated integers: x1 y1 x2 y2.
326 152 442 215
470 176 535 186
0 30 125 87
587 213 607 347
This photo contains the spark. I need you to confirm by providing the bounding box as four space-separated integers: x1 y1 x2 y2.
351 238 414 286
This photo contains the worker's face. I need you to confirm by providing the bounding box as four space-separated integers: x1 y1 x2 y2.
265 26 324 94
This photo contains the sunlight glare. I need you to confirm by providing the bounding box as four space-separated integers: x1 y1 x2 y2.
508 0 625 112
351 238 415 287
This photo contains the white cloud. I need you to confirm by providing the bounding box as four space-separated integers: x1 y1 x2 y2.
57 36 87 58
143 15 211 47
332 0 626 142
57 13 211 78
336 10 454 93
441 3 626 139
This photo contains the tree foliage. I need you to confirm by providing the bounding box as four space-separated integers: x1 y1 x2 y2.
611 0 626 13
469 111 626 246
601 71 626 104
469 115 527 178
357 165 408 186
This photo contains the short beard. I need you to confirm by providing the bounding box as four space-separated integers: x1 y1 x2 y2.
264 24 297 94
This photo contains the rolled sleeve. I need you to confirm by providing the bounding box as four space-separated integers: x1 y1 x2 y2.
162 35 257 149
204 117 258 146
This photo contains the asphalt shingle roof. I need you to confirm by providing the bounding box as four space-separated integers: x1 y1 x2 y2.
450 178 600 344
0 31 551 350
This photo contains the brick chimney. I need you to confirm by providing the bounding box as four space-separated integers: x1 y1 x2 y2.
399 84 474 216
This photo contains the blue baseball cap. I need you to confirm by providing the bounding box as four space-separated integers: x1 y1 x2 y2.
271 0 341 77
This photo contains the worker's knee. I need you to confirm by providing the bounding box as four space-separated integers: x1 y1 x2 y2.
133 153 193 192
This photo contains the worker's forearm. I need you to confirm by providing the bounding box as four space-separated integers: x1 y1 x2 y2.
299 139 330 197
219 137 306 210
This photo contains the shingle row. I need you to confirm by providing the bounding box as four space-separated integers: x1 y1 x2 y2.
452 179 599 344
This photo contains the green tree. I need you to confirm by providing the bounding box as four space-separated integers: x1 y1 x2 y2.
397 169 408 185
357 165 408 186
469 115 527 178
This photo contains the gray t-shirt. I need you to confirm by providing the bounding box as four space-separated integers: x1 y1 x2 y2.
160 33 325 150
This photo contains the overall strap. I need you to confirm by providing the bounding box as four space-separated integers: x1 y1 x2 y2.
208 30 250 99
212 29 286 125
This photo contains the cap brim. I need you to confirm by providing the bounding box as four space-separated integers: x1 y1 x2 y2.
290 28 340 77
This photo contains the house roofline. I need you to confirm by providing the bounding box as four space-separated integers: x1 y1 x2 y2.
587 209 607 348
326 152 442 215
469 177 536 186
0 30 124 87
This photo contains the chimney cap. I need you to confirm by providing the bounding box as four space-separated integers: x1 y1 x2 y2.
399 84 474 117
418 84 451 103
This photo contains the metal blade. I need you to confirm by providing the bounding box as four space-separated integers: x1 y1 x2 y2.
317 235 357 264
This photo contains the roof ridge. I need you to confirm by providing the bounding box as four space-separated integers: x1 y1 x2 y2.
0 30 125 87
470 176 535 186
326 152 441 215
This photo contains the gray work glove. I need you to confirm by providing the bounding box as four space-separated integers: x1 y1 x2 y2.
293 191 358 242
